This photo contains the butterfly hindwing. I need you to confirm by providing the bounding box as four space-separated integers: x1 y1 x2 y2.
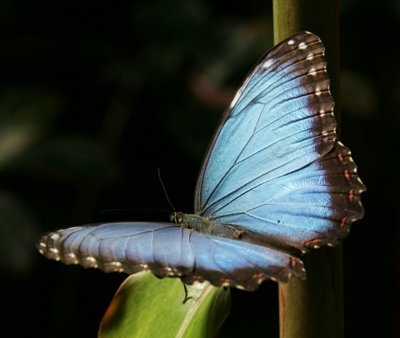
37 222 305 290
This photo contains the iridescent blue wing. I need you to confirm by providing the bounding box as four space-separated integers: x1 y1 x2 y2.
37 222 305 290
194 31 365 252
36 32 365 290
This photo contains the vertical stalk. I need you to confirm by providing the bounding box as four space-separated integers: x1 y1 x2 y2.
273 1 344 338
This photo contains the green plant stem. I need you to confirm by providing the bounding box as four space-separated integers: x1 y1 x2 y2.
273 1 344 338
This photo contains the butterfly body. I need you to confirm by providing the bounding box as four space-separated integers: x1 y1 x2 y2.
37 31 365 290
171 212 244 239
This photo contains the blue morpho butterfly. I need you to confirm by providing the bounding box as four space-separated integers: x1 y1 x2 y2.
37 31 365 291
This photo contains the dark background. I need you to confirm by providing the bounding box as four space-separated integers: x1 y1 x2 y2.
1 0 397 337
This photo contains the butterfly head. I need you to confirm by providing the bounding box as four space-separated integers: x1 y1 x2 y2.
170 211 185 225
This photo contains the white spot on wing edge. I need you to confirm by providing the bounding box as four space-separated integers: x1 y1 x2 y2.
110 261 124 272
85 256 98 268
298 42 307 50
49 247 59 254
66 252 79 264
260 58 274 70
288 39 295 45
50 233 60 241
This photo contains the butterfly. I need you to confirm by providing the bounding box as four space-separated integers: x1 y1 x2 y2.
36 31 365 291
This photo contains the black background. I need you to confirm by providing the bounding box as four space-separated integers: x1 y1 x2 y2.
1 0 397 337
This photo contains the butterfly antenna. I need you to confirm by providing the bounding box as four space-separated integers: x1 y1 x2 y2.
158 168 176 212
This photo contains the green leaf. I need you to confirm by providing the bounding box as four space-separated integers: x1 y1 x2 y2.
99 272 231 338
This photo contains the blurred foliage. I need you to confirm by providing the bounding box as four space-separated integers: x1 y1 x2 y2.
0 190 36 273
0 87 60 168
0 0 397 337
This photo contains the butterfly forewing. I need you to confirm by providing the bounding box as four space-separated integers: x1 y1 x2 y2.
194 31 364 252
194 32 335 212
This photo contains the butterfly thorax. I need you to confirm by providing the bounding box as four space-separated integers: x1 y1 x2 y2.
171 212 243 239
